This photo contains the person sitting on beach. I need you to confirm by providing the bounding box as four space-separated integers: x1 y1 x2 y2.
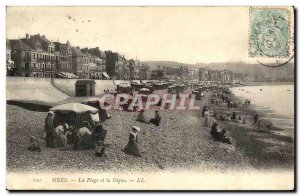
75 121 93 150
28 136 41 152
136 110 149 124
210 123 232 144
220 115 225 121
149 111 161 126
232 112 237 121
210 122 221 140
266 123 272 133
122 126 142 157
202 106 209 117
53 123 67 147
99 101 111 122
95 141 106 157
93 122 107 144
220 129 232 144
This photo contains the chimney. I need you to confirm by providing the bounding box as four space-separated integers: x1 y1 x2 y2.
26 33 29 40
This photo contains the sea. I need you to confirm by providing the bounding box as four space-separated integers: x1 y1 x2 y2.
231 84 294 137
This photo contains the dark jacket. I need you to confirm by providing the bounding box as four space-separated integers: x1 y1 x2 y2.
44 116 54 133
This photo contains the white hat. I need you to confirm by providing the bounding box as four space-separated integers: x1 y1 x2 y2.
48 111 54 115
132 126 141 132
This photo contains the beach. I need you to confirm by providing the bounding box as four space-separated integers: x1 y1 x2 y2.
6 86 294 173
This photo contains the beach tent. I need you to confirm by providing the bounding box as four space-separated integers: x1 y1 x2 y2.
50 103 99 128
82 98 110 122
117 93 134 106
139 88 150 92
81 97 110 109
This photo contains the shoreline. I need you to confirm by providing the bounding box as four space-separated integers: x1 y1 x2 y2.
242 81 294 87
230 85 294 137
206 90 294 170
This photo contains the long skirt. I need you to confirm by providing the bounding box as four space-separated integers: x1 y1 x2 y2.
53 134 68 148
122 141 142 157
204 116 210 127
45 132 54 147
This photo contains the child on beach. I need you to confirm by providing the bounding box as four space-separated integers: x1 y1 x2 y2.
95 141 106 157
28 136 41 152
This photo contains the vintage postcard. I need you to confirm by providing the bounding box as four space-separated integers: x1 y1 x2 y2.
6 6 295 190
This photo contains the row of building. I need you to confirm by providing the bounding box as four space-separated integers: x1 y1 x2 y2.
6 34 151 80
150 66 235 83
6 33 236 82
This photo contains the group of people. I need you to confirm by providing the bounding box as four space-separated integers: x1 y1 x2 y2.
103 88 115 94
30 107 160 158
136 110 161 126
201 106 232 144
218 111 247 124
29 111 108 157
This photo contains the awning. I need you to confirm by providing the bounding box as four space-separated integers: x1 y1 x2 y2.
56 73 66 78
72 73 79 79
102 72 110 79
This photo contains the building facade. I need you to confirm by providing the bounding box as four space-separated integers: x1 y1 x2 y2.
72 47 89 78
54 41 73 74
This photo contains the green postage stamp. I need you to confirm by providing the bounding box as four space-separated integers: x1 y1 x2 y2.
249 7 291 58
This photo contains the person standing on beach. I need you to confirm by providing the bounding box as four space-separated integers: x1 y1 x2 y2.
44 111 55 148
122 126 142 157
239 101 243 109
203 109 210 127
253 114 258 125
232 112 237 121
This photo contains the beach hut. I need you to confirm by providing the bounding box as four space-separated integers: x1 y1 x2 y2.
75 79 96 97
82 98 111 122
50 103 99 128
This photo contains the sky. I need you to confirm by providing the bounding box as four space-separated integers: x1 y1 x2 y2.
6 6 294 64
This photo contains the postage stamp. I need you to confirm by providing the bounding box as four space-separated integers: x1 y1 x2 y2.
249 7 291 58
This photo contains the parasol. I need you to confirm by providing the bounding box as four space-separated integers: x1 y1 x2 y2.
50 103 98 114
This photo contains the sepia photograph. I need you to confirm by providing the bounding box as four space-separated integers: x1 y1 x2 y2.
5 6 295 190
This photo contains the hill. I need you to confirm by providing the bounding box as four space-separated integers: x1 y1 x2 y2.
142 61 294 82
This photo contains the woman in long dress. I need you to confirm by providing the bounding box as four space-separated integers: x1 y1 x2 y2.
203 109 210 127
122 126 142 157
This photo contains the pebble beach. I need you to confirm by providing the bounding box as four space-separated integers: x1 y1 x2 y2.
6 88 294 173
